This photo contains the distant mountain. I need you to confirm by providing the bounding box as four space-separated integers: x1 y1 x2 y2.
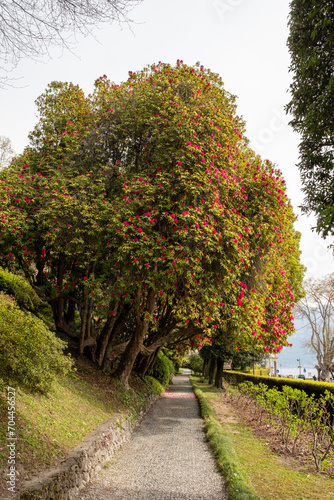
278 316 317 369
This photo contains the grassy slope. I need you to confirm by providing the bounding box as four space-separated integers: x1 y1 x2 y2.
0 354 159 497
192 377 334 500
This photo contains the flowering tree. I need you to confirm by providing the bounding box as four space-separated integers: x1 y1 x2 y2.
0 62 304 388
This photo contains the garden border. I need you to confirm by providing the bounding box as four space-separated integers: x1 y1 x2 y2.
16 393 158 500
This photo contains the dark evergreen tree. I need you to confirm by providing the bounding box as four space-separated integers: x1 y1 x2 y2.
286 1 334 237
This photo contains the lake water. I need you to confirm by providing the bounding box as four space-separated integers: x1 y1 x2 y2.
276 367 317 379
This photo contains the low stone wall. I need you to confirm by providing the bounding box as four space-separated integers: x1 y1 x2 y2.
17 394 158 500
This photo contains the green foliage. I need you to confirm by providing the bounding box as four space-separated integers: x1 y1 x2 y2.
0 356 157 486
149 352 174 387
182 357 191 369
188 352 204 375
223 370 334 398
0 291 15 307
286 1 334 237
166 357 175 383
0 61 305 388
191 378 261 500
243 365 270 377
173 360 181 374
0 303 73 393
145 375 165 395
0 268 41 310
236 380 334 472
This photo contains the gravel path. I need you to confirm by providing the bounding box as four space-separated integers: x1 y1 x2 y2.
78 371 228 499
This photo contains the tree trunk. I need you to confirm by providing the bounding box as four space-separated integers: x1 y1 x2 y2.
102 318 128 372
51 297 68 332
95 303 120 367
114 323 144 389
135 350 158 378
214 358 224 389
114 288 156 388
204 357 211 379
209 358 217 385
65 298 76 327
202 358 208 378
145 350 160 376
79 295 89 355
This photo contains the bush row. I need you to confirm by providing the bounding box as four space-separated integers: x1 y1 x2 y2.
235 380 334 473
223 370 334 398
190 378 261 500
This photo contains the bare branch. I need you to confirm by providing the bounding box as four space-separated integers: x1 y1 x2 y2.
296 273 334 380
0 135 15 168
0 0 142 81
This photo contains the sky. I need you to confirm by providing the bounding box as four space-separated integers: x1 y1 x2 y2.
0 0 333 279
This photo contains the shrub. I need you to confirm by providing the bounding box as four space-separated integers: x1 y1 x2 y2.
0 268 41 311
223 370 334 398
145 376 165 395
182 357 191 369
0 291 15 307
0 303 73 393
173 360 181 374
149 352 173 387
236 379 334 472
188 352 204 375
167 357 175 383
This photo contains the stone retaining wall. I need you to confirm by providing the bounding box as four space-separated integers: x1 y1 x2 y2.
17 394 158 500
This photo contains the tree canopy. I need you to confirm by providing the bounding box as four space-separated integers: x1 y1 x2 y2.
286 0 334 237
0 61 305 387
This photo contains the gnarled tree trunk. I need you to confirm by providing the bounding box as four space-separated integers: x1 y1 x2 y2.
114 287 156 389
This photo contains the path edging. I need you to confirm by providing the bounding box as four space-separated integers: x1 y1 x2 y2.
190 377 261 500
17 393 158 500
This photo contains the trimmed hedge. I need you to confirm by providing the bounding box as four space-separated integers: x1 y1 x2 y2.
191 378 261 500
223 370 334 398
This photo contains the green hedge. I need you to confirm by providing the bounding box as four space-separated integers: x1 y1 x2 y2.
223 371 334 398
191 378 261 500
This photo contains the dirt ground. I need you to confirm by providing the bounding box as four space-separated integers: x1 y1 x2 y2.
209 391 334 478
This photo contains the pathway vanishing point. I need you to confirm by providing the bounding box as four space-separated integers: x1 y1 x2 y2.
77 371 228 499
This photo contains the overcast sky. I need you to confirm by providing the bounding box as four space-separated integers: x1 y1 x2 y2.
1 0 333 278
